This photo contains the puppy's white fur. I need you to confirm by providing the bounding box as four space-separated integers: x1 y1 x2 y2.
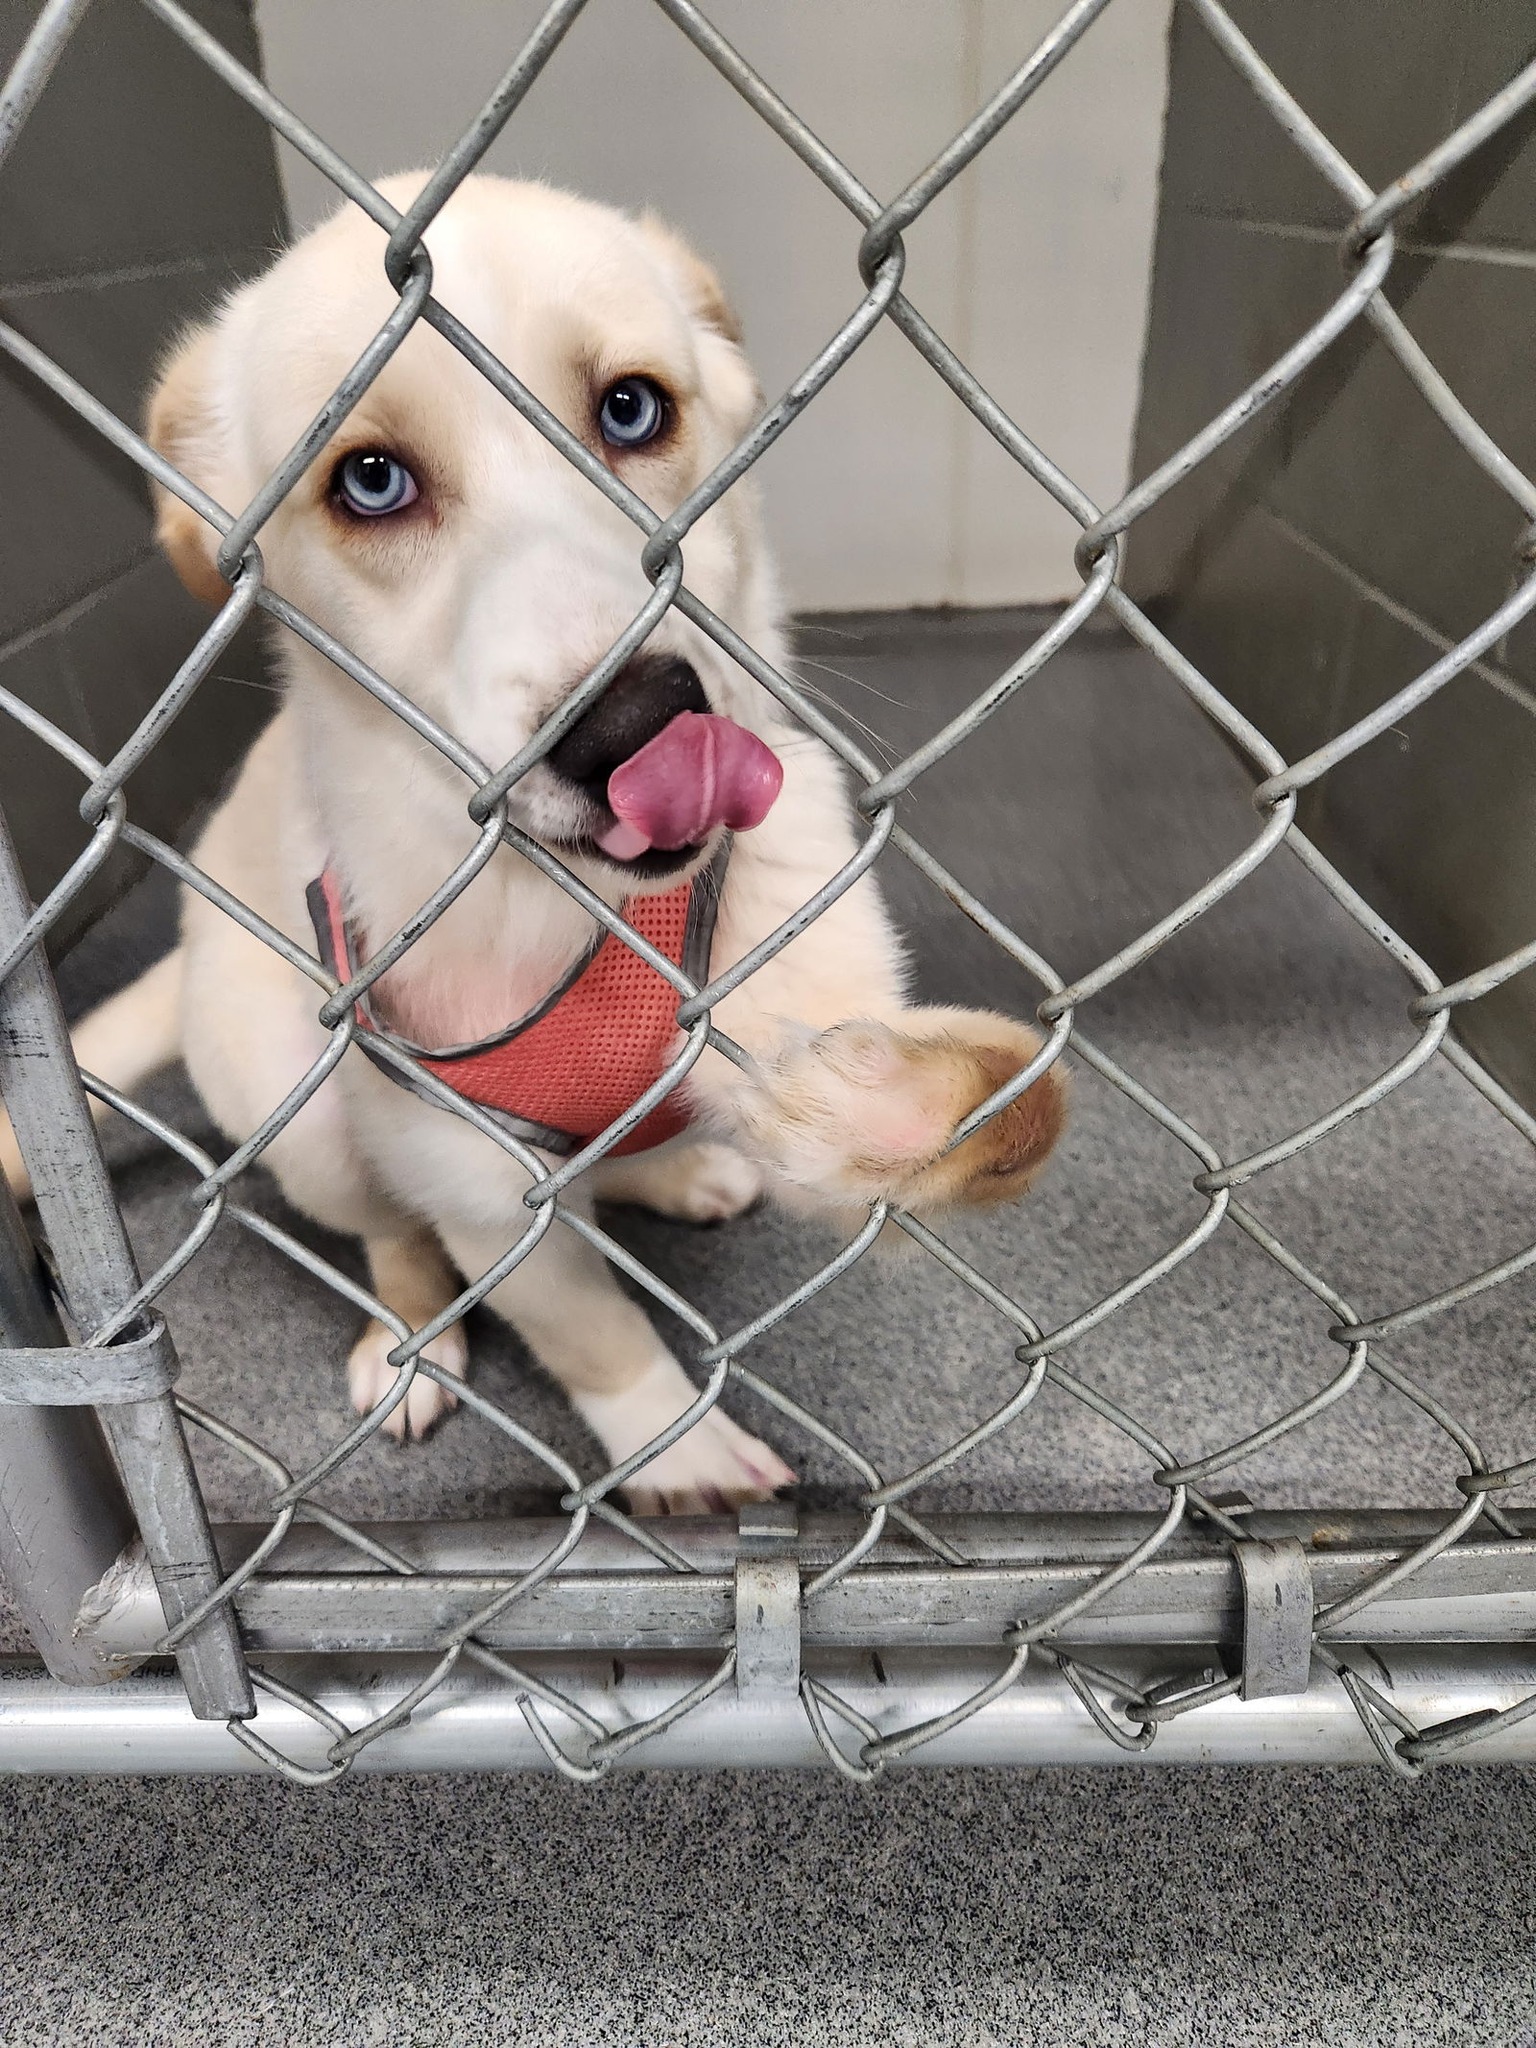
1 177 1066 1512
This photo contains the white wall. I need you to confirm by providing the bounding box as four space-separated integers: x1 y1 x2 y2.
254 0 1171 612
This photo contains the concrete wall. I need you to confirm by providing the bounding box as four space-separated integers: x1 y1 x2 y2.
1130 1 1536 1108
255 0 1173 611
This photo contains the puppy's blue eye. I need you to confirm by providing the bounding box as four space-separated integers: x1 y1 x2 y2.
598 378 666 449
335 450 419 517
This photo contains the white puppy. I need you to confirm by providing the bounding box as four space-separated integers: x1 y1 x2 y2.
2 176 1066 1512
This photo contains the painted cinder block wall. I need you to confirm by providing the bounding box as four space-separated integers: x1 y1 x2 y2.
1129 1 1536 1106
254 0 1175 614
0 0 283 945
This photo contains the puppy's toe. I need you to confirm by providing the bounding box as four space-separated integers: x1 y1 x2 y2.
660 1142 765 1223
578 1356 795 1515
348 1317 468 1443
624 1409 796 1516
1 1110 31 1204
598 1140 764 1223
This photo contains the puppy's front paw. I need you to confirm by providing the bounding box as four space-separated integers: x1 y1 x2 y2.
575 1355 795 1515
348 1317 469 1442
624 1407 796 1516
740 1008 1066 1212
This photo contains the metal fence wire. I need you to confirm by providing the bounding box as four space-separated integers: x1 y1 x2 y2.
4 0 1536 1781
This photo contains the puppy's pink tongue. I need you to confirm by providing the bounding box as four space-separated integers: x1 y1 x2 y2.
600 711 783 859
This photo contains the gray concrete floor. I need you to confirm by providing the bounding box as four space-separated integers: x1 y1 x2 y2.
4 609 1536 2045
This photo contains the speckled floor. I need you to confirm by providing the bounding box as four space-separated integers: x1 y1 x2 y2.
4 609 1535 2046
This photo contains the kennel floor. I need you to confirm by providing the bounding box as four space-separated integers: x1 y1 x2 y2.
2 609 1533 2046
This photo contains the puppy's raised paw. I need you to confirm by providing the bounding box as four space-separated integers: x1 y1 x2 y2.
348 1317 469 1443
740 1006 1066 1213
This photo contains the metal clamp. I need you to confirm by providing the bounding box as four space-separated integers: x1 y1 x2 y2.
1234 1537 1315 1699
735 1500 800 1695
0 1310 180 1405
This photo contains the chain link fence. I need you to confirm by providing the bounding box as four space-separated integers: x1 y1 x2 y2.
3 0 1536 1779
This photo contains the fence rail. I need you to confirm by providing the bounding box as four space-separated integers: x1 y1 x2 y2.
2 0 1536 1780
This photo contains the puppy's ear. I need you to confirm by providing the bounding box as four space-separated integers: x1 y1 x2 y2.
144 323 233 606
637 212 744 343
636 214 761 433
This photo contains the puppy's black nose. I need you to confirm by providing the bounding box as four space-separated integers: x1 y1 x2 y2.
547 653 709 791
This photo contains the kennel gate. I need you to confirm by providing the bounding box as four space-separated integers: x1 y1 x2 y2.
3 0 1536 1777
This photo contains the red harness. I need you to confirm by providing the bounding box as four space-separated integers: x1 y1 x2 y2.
308 845 726 1157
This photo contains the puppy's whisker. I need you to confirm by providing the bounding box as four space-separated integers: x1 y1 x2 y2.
793 654 905 710
781 676 897 762
215 667 285 698
790 618 867 644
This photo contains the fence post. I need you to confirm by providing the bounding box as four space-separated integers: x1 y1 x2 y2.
0 1168 146 1685
0 809 252 1721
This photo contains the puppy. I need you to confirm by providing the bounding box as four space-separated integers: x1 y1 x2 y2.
1 176 1066 1512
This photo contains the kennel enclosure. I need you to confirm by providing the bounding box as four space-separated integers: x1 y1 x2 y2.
4 0 1536 1776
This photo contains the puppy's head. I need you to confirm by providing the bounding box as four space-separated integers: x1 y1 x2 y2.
148 175 780 886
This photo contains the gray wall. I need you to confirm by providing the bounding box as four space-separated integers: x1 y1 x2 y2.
256 0 1173 612
1130 0 1536 1106
0 0 284 945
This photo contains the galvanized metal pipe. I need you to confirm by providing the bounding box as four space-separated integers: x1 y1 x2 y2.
6 1645 1536 1773
72 1511 1536 1662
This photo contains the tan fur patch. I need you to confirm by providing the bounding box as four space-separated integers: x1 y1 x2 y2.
636 212 745 344
144 327 230 606
912 1027 1069 1210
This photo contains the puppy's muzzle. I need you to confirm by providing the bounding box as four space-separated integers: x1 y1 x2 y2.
547 653 708 797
